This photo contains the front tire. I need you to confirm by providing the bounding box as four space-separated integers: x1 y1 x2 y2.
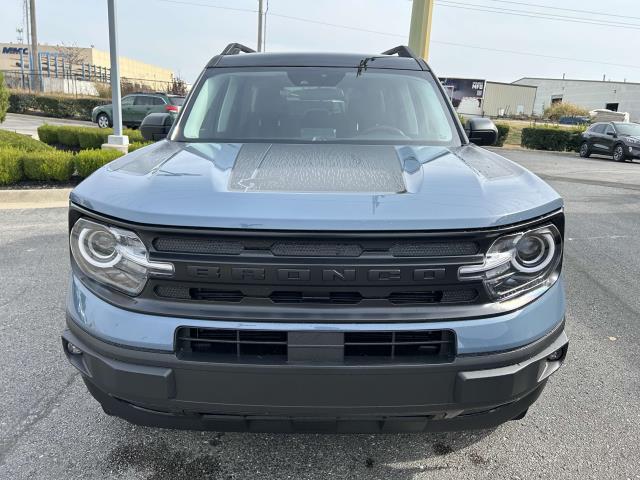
579 141 591 158
97 113 111 129
613 144 626 162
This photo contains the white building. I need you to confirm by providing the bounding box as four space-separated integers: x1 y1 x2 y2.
513 77 640 122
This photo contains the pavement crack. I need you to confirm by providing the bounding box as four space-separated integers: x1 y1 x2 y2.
0 371 80 466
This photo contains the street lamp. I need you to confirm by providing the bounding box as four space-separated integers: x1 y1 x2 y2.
103 0 128 153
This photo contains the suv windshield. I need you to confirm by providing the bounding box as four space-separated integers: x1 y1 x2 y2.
177 67 459 145
615 123 640 136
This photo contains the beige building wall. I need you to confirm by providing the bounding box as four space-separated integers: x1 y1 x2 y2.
1 42 173 90
483 82 537 117
89 48 173 88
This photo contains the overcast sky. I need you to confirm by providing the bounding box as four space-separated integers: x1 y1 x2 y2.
3 0 640 83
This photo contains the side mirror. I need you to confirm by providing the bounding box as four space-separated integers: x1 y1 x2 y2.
465 117 498 146
606 131 616 137
140 113 174 141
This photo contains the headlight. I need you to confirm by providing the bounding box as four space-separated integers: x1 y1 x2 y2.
70 218 173 295
459 224 562 301
627 137 640 144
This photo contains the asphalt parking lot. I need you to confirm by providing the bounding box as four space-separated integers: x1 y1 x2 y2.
1 149 639 480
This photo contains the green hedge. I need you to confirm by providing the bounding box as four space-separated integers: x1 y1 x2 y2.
0 130 52 151
56 126 81 147
21 150 75 181
521 128 572 151
37 124 145 148
8 92 106 120
75 149 124 178
36 125 59 145
0 148 23 185
495 123 510 147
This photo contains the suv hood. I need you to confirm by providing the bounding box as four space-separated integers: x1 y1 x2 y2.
71 141 563 230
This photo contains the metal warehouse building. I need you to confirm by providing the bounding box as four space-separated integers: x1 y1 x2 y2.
513 77 640 122
482 81 537 117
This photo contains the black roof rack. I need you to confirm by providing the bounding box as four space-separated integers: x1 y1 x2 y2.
221 43 256 55
381 45 418 59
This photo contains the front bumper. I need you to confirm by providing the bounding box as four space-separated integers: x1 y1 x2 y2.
62 318 567 433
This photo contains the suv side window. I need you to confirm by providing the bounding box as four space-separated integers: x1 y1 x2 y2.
134 96 154 106
590 124 605 134
121 96 135 106
151 97 166 105
604 125 615 135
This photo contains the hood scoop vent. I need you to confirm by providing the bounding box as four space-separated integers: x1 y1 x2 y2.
228 144 406 193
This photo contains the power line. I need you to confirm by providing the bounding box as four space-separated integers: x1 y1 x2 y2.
477 0 640 22
157 0 255 14
431 40 640 70
151 0 640 70
436 1 640 31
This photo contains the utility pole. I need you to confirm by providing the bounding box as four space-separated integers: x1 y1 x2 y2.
104 0 128 152
257 0 264 52
28 0 40 91
408 0 435 60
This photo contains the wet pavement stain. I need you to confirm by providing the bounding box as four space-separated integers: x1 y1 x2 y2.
105 439 222 480
432 443 454 456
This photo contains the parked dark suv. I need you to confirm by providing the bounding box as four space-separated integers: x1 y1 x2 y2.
62 44 568 433
91 92 185 129
580 121 640 162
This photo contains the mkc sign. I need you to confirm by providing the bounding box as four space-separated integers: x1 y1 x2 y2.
2 47 29 55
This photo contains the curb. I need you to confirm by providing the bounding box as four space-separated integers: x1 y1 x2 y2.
0 188 71 210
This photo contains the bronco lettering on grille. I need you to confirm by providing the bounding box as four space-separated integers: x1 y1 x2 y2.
184 265 449 283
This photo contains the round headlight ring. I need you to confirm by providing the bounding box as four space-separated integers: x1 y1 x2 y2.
512 231 555 273
78 227 122 268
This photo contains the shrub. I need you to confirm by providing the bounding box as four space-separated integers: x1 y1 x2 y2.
37 125 59 145
495 123 510 147
0 130 52 151
7 92 106 120
78 128 109 149
124 128 144 143
21 150 74 181
0 72 9 124
56 126 80 147
128 141 153 152
521 127 577 151
74 148 124 178
543 102 589 122
0 148 23 185
567 126 588 152
36 125 147 149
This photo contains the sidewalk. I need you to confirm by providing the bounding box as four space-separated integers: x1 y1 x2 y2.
1 113 95 139
0 188 71 209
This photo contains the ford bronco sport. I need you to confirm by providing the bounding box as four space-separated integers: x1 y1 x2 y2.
62 44 568 433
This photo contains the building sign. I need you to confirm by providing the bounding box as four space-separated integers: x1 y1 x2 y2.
439 78 485 109
2 47 29 55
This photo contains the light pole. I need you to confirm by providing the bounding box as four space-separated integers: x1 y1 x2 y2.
408 0 435 60
257 0 264 52
103 0 128 152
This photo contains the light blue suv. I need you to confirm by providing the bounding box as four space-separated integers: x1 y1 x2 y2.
62 44 568 433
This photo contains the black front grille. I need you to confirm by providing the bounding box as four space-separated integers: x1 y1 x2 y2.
152 235 479 258
176 327 456 364
155 285 479 306
344 331 455 361
177 328 288 360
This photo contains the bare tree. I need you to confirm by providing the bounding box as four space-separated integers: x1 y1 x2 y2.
168 75 188 96
57 42 87 72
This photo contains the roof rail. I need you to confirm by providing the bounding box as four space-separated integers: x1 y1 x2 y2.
381 45 418 59
221 43 256 55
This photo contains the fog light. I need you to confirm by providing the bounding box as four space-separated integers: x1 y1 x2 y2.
547 348 564 362
67 342 82 355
